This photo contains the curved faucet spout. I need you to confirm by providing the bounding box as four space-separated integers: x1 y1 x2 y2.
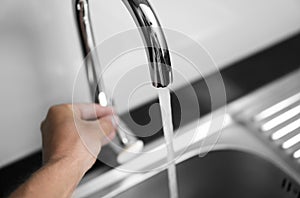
74 0 172 162
75 0 172 90
122 0 173 88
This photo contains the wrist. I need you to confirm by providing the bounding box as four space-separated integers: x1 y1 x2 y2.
46 155 94 179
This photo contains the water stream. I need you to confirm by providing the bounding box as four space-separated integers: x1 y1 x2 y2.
158 88 179 198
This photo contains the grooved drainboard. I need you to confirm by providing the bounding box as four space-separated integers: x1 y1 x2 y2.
252 92 300 160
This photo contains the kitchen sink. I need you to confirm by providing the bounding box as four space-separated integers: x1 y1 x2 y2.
113 150 299 198
79 119 300 198
75 69 300 198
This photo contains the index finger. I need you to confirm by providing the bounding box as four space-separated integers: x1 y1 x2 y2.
73 103 115 120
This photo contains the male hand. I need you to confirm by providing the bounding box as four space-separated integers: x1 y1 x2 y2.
40 104 117 173
10 104 117 198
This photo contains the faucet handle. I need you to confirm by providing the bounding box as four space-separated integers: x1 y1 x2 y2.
97 92 144 164
102 94 144 164
75 0 144 164
110 119 144 164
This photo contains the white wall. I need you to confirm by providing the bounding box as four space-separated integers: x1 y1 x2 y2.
0 0 300 167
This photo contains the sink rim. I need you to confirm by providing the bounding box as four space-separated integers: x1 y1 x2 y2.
114 149 300 198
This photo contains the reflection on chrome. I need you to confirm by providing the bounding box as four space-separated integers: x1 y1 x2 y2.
282 133 300 149
98 92 108 107
271 118 300 140
254 92 300 121
293 149 300 159
261 104 300 131
122 0 173 88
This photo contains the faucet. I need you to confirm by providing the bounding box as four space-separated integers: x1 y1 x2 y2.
74 0 173 163
122 0 173 88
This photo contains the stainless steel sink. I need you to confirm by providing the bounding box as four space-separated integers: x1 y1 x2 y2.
113 150 299 198
74 70 300 198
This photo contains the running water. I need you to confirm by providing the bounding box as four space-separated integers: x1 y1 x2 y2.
158 88 179 198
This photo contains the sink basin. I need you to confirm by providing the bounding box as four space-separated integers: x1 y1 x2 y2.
74 70 300 198
92 150 299 198
75 113 300 198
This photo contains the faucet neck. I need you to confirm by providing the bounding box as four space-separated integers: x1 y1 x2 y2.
122 0 173 88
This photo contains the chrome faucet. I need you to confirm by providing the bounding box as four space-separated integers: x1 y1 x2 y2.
74 0 173 163
122 0 173 88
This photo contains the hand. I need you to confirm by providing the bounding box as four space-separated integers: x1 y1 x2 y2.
10 104 117 198
40 104 116 173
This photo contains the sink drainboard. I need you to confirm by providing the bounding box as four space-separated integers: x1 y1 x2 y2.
251 92 300 161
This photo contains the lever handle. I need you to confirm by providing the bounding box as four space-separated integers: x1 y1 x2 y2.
74 0 144 163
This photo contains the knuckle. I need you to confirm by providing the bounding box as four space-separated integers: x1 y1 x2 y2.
48 105 60 115
48 104 73 118
46 104 74 125
64 104 73 110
